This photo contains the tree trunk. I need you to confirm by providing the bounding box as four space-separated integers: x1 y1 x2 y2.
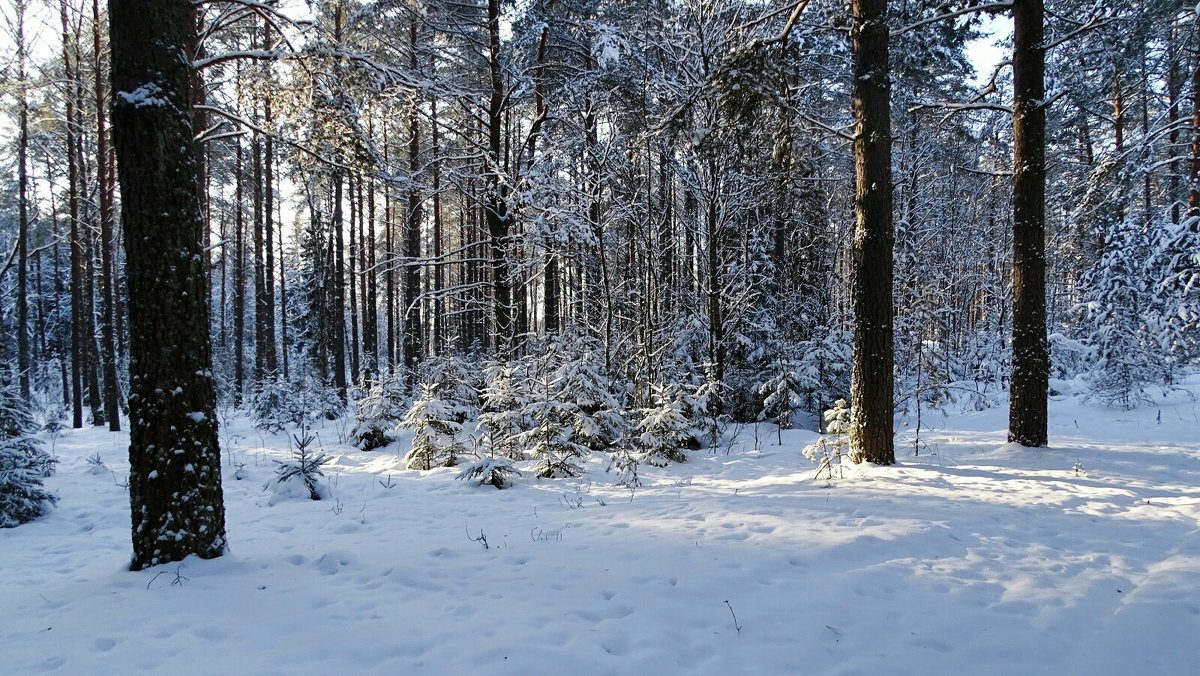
111 0 226 569
332 172 348 400
16 0 31 400
430 99 444 352
848 0 895 465
233 136 246 404
486 0 512 352
1189 41 1200 217
1008 0 1048 448
405 19 425 379
349 173 361 383
94 0 120 430
61 0 84 429
263 97 278 376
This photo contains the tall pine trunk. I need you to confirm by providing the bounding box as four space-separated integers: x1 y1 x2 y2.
94 0 120 430
848 0 895 465
111 0 226 570
1008 0 1049 448
16 0 31 400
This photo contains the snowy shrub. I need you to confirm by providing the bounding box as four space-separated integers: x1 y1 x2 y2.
0 374 58 527
353 373 408 451
1078 219 1160 410
250 376 342 433
760 358 804 429
682 376 725 450
794 328 852 418
802 399 852 480
478 357 536 460
266 429 330 501
416 354 481 421
633 386 696 467
1154 214 1200 363
455 457 521 489
401 383 467 470
606 444 641 488
249 377 301 433
517 389 592 478
553 339 626 451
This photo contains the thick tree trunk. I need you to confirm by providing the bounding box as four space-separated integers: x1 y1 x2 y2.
110 0 226 569
1008 0 1049 447
848 0 895 465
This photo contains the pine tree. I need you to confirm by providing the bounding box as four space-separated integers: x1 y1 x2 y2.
0 366 57 528
401 383 466 470
1080 219 1158 409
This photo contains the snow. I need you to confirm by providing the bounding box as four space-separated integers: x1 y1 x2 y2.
2 379 1199 673
115 83 168 109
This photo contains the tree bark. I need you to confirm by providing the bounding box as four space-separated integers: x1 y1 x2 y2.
111 0 226 569
16 0 31 400
848 0 895 465
94 0 120 430
486 0 513 352
1008 0 1048 447
61 0 84 429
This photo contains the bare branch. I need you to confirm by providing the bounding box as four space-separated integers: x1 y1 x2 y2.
893 2 1013 36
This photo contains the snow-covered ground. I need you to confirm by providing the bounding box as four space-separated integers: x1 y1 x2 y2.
3 380 1199 674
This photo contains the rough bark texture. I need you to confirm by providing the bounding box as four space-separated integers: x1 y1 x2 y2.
1008 0 1049 448
848 0 895 465
110 0 226 569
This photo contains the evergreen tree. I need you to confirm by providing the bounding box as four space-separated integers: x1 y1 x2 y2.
0 366 57 528
1080 218 1159 409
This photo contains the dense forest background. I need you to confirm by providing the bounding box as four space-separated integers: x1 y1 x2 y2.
0 0 1197 458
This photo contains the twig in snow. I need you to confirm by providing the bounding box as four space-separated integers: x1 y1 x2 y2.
725 600 742 633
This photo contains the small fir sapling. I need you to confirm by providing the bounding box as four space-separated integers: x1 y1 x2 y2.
478 357 536 460
0 372 58 527
401 383 468 470
267 428 330 500
516 369 591 478
417 354 481 421
554 342 627 452
687 376 725 450
249 376 301 433
634 385 695 467
606 443 641 488
802 399 852 480
760 358 803 439
794 328 852 422
352 372 409 451
250 376 343 433
1078 218 1159 410
455 457 521 489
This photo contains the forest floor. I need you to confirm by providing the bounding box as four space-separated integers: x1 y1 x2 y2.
2 377 1199 674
